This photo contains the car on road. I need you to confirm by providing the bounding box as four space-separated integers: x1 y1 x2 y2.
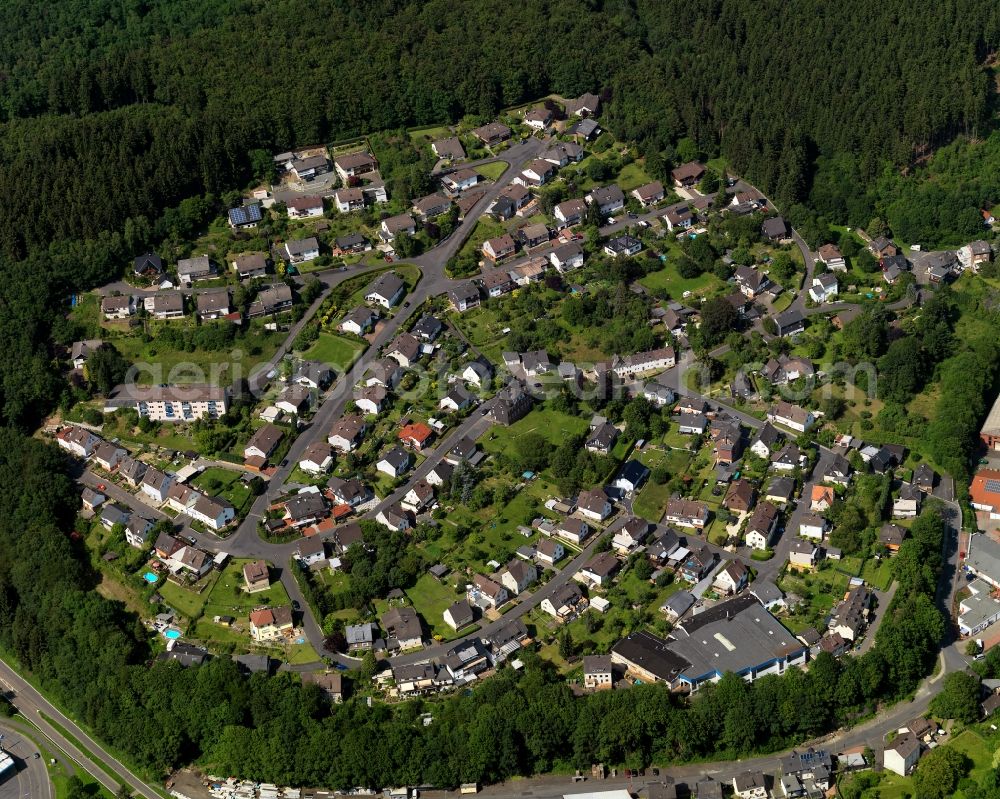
292 600 301 610
97 483 106 490
403 300 411 307
607 217 618 224
186 535 197 545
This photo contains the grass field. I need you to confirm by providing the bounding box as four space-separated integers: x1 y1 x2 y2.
639 262 722 298
475 162 508 181
615 161 653 191
202 559 290 619
191 466 255 515
409 124 453 144
404 573 470 640
158 575 216 619
110 325 286 386
860 557 894 591
303 332 366 370
480 408 589 458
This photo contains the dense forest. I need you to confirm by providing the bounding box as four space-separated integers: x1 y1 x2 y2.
0 0 998 430
0 431 948 785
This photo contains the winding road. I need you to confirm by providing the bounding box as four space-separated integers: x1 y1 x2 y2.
48 146 979 797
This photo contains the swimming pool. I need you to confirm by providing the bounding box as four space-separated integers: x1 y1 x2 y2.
164 629 181 640
143 572 158 583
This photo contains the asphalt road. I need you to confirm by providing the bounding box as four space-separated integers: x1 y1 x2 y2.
0 720 51 799
0 662 161 799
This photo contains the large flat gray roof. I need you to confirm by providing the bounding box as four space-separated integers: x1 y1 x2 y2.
967 534 1000 586
669 597 803 683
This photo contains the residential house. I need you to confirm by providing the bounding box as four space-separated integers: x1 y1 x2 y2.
276 384 312 417
246 283 293 317
577 551 621 586
376 502 411 532
117 456 147 487
448 282 481 312
614 460 651 495
376 447 412 478
70 338 104 369
515 159 555 187
788 538 818 570
883 735 921 776
734 266 771 299
745 501 780 550
523 107 552 129
808 273 839 303
541 141 584 166
432 137 465 161
284 492 328 528
893 483 922 519
799 513 828 541
662 202 694 231
586 420 619 455
518 222 550 249
879 523 907 554
611 516 651 553
232 252 269 280
386 332 421 368
585 185 626 216
671 161 705 188
124 515 154 549
140 468 173 503
249 606 294 642
176 255 215 284
333 187 366 213
817 243 847 272
281 237 320 263
440 384 474 412
830 585 872 642
677 412 709 435
500 559 537 595
301 671 343 704
768 401 815 433
227 202 264 229
604 235 642 258
345 622 379 652
490 381 533 425
724 479 757 513
398 421 434 450
540 583 587 620
536 538 564 566
750 423 782 459
679 545 715 582
762 216 790 240
632 181 665 207
327 477 371 508
869 236 898 258
100 503 130 531
290 153 332 181
133 252 164 278
462 355 495 387
470 574 509 609
662 589 695 621
480 268 514 297
765 476 796 505
299 442 334 475
441 169 480 193
577 487 613 522
665 498 709 529
196 289 231 320
93 441 126 471
553 198 587 229
583 655 614 690
244 424 284 462
382 605 423 651
443 600 475 632
297 537 326 567
339 306 380 336
823 454 852 486
287 196 324 219
556 517 592 545
959 240 993 271
714 560 749 595
102 294 136 318
482 233 516 263
333 151 377 181
327 414 366 452
773 308 806 337
549 241 585 271
379 214 417 243
471 122 511 145
365 272 407 308
732 771 768 799
56 426 101 458
355 384 387 416
333 232 370 254
146 291 185 320
363 355 402 389
243 560 270 593
411 192 452 220
772 443 806 472
564 92 600 117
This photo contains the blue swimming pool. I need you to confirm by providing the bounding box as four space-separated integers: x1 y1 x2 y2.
143 571 158 583
164 629 181 640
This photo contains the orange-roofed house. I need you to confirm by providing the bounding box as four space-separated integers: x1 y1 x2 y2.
332 504 353 520
811 485 835 512
249 606 293 642
970 469 1000 518
398 422 435 451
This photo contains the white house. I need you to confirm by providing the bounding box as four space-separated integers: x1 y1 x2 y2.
883 735 920 776
808 273 839 303
56 426 100 458
767 401 815 433
798 514 828 541
299 442 334 475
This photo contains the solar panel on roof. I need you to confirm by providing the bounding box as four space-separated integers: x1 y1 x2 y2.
986 479 1000 494
228 204 262 225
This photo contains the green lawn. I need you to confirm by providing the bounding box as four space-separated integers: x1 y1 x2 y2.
615 161 653 192
633 481 671 523
201 559 290 620
409 124 453 144
111 325 286 385
860 557 894 591
475 162 508 181
191 466 255 516
639 262 722 298
159 576 215 619
404 573 470 641
480 408 589 458
303 332 366 370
